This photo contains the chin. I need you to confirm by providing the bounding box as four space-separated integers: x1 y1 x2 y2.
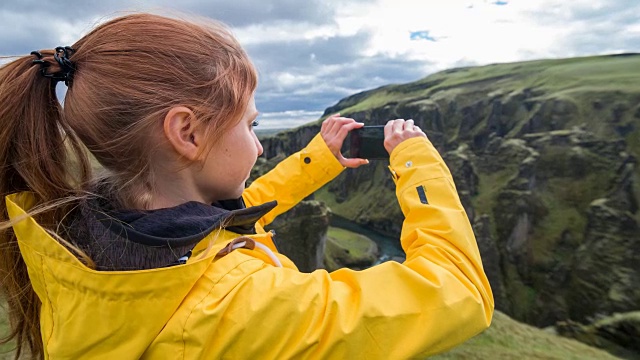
233 184 246 199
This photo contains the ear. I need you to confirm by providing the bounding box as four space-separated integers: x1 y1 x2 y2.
163 106 201 161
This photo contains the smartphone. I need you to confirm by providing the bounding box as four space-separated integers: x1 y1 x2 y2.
350 125 388 159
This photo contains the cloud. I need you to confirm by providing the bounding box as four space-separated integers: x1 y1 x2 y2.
522 1 640 56
0 0 344 54
245 31 434 113
1 0 638 130
253 53 434 113
0 0 338 27
156 0 337 27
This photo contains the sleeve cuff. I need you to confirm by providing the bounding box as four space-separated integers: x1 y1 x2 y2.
387 137 451 186
299 133 345 183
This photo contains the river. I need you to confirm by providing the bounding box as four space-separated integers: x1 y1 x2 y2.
329 214 406 264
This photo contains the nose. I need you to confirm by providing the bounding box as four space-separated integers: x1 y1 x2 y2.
253 132 263 157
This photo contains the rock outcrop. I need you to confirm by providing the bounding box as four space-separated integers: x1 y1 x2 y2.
556 311 640 359
265 200 331 273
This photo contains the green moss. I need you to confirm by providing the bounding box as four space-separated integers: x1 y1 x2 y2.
626 127 640 160
327 227 375 251
530 203 585 262
506 270 539 323
324 227 378 271
528 144 615 262
431 312 620 359
473 169 517 216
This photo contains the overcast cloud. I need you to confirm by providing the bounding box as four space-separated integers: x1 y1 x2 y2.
1 0 638 129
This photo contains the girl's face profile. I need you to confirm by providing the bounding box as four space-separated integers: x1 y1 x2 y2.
196 96 263 201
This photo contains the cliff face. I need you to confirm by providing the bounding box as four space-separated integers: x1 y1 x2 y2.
256 54 640 329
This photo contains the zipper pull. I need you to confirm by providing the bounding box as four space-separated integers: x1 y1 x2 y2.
268 229 279 251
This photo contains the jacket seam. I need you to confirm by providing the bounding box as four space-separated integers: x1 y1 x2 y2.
181 256 263 359
40 256 54 358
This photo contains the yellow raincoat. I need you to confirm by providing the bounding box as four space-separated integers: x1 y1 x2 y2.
6 134 493 359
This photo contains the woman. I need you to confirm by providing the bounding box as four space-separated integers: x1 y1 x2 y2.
0 13 493 359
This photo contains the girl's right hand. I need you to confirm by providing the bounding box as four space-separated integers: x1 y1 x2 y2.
384 119 427 155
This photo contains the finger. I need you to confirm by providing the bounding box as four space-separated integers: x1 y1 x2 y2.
324 115 342 135
327 117 356 137
340 155 369 168
392 119 405 133
321 117 329 132
404 119 415 130
345 158 369 168
322 114 340 134
384 120 394 138
336 121 364 141
335 117 355 124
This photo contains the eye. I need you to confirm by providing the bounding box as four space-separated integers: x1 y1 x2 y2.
251 119 260 127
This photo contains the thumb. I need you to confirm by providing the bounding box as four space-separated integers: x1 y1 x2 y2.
340 156 369 168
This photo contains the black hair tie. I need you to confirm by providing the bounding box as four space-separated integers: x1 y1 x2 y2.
30 46 76 86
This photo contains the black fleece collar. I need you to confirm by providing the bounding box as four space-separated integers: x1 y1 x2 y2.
95 197 277 248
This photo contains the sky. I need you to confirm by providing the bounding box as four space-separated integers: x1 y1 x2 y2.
1 0 638 129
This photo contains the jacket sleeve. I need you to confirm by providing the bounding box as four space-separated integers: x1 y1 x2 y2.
242 133 345 227
188 137 494 359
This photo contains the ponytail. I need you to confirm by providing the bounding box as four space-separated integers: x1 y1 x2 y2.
0 52 91 359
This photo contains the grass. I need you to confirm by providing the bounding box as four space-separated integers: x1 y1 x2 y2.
332 89 400 115
473 169 517 216
326 227 376 254
431 311 620 359
324 226 378 271
330 54 640 142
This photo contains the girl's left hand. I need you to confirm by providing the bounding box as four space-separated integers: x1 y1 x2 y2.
320 113 369 168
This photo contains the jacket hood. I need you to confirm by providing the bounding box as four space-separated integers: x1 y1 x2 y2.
62 192 277 271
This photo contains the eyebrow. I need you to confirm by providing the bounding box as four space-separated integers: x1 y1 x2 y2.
249 111 259 121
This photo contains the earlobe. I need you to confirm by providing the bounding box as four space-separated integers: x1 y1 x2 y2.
163 106 200 161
